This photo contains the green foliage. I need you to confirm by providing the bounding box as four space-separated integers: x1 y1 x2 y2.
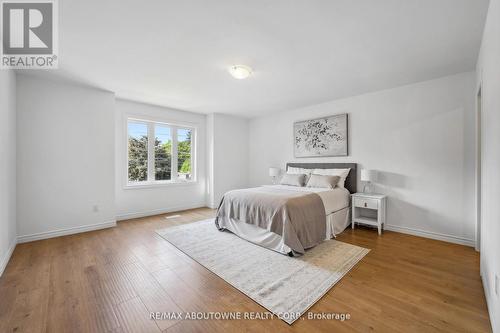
180 159 191 173
128 135 148 181
177 137 191 174
155 139 172 180
128 130 191 182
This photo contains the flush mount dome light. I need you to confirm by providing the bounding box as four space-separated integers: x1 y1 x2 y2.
228 65 252 79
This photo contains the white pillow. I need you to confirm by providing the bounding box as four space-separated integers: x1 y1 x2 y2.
306 175 340 189
280 173 306 187
312 168 351 188
287 167 313 182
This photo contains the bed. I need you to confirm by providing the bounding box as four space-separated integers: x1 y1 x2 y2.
215 163 357 256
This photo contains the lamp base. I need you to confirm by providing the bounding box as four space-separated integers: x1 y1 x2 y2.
363 182 373 193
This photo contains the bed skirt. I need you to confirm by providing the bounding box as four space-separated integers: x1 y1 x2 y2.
326 206 351 239
220 206 351 255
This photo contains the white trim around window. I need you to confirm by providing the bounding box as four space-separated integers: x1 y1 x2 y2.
124 115 198 189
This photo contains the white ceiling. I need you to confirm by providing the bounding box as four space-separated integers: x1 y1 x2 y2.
50 0 488 117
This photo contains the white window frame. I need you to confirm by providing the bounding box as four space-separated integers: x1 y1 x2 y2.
125 115 197 189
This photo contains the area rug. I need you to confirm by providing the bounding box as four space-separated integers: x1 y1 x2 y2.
156 219 369 324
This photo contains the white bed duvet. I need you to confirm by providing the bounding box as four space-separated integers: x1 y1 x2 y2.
219 185 351 255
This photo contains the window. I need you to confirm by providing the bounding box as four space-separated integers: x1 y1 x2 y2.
127 118 195 185
155 125 172 181
127 122 148 182
177 128 192 180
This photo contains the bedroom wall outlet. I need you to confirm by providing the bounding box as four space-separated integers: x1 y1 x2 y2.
93 204 99 213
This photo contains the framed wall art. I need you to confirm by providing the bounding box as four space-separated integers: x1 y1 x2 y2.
294 113 348 157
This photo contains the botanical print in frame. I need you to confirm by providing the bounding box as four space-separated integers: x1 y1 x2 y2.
294 114 348 157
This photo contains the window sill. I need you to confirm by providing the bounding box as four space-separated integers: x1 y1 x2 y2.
124 180 198 190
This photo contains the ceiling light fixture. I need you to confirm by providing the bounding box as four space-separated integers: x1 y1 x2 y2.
228 65 252 79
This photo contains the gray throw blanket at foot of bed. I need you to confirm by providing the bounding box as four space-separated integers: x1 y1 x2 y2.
215 187 326 254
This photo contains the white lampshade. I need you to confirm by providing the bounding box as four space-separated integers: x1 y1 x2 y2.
361 169 377 182
269 167 280 177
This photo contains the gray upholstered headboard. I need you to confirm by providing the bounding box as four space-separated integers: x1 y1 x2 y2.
286 162 357 194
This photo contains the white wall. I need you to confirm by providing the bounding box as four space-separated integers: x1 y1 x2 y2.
115 99 207 219
207 113 249 208
16 75 116 242
249 72 476 246
0 70 17 275
476 0 500 330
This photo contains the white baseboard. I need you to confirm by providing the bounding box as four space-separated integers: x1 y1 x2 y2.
385 224 475 247
482 269 498 333
17 220 117 244
0 238 17 277
116 202 207 221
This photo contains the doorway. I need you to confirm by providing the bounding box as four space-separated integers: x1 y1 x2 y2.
475 85 482 252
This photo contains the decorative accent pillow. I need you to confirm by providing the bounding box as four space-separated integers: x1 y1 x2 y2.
287 167 312 182
306 175 340 189
280 173 307 187
312 168 351 188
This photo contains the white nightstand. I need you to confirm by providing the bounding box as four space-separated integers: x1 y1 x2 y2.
351 193 387 235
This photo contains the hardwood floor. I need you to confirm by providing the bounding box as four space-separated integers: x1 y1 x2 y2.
0 208 491 332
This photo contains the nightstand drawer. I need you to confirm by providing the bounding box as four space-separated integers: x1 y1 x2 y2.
353 197 378 209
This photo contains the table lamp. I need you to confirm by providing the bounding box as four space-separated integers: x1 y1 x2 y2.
269 167 280 185
361 169 377 193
